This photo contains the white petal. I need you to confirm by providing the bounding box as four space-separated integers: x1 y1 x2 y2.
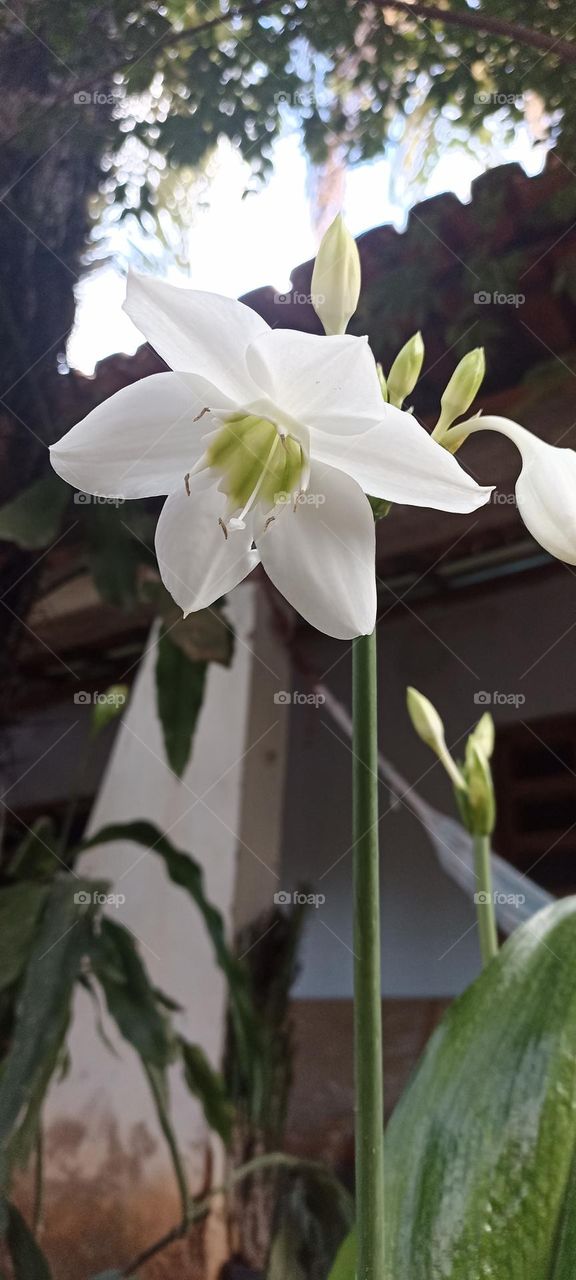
49 372 232 499
458 415 576 564
245 330 386 434
257 462 376 639
124 272 269 402
311 405 493 512
155 475 259 614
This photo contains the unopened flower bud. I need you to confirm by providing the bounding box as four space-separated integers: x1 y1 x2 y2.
470 711 495 760
387 332 424 408
376 362 388 401
464 738 496 836
406 687 465 790
311 215 361 336
433 348 486 443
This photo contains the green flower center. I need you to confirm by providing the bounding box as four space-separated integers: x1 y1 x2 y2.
205 413 304 514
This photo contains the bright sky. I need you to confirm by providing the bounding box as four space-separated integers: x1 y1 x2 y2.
67 122 546 375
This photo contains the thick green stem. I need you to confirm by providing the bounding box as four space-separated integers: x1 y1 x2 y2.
473 832 498 965
352 629 385 1280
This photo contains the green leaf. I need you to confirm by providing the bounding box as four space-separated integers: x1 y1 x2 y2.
0 879 99 1194
382 896 576 1278
0 884 49 990
0 474 69 550
5 1202 53 1279
78 821 259 1079
327 1230 356 1280
8 817 60 881
179 1038 234 1144
90 919 172 1069
155 624 207 776
91 920 190 1221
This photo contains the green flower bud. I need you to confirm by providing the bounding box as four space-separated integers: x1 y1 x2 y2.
463 739 496 836
387 332 424 408
406 687 465 790
433 348 486 443
311 215 361 336
470 711 495 760
376 362 388 401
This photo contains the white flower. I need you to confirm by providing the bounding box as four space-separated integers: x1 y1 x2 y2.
447 414 576 566
50 273 492 640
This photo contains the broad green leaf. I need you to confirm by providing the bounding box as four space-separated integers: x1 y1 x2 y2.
0 884 49 990
85 502 143 607
155 624 207 776
0 474 69 550
0 879 99 1194
382 896 576 1278
5 1202 53 1279
162 602 234 667
180 1037 234 1144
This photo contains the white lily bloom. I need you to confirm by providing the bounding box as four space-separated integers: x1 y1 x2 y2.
50 273 492 639
448 414 576 567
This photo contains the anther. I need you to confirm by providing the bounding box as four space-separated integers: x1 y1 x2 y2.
194 406 211 422
218 517 228 540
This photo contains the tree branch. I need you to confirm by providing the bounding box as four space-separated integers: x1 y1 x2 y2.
371 0 576 65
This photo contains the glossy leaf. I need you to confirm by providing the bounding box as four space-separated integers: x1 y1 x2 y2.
155 623 207 777
334 897 576 1279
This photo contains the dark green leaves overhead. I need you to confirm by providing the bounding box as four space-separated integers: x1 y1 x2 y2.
0 883 50 991
331 897 576 1279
